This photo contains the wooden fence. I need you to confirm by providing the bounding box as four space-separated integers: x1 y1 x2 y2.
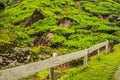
0 40 109 80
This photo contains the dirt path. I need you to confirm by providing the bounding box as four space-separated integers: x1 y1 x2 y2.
112 66 120 80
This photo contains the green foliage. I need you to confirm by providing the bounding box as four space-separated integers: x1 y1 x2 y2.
68 34 86 40
19 70 49 80
64 40 80 49
64 40 92 50
31 46 40 55
0 28 15 46
0 22 4 28
109 14 118 22
82 1 120 16
0 0 120 56
34 70 49 79
100 34 120 44
50 35 66 47
56 48 72 55
114 0 120 3
31 46 53 59
15 31 32 47
113 31 120 37
93 24 119 34
116 21 120 26
51 27 75 36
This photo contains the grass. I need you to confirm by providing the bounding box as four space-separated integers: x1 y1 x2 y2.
58 44 120 80
19 70 49 80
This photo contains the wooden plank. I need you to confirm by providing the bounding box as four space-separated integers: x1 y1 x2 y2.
88 41 108 54
97 48 100 60
0 50 87 80
49 68 54 80
83 49 88 68
105 40 109 54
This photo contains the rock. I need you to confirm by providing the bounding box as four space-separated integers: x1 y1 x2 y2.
33 33 54 46
8 62 16 68
117 17 120 21
0 57 3 63
6 0 23 6
27 55 31 60
0 47 32 69
22 8 45 27
57 17 77 27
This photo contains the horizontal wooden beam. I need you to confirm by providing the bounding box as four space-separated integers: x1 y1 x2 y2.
88 40 108 54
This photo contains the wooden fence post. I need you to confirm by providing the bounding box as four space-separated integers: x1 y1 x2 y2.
49 67 54 80
105 40 109 54
49 53 58 80
83 49 88 69
97 48 100 60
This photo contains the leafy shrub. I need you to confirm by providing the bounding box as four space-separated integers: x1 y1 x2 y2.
50 35 66 48
15 31 32 47
68 34 85 40
75 29 91 34
116 21 120 27
34 70 49 79
64 40 80 49
93 25 118 34
51 27 75 36
0 22 4 28
31 46 41 58
56 48 72 55
31 46 53 59
82 1 120 16
0 28 15 46
64 40 92 50
109 14 118 22
100 34 120 44
113 31 120 37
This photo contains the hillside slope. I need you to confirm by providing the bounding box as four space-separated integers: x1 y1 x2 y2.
0 0 120 61
59 44 120 80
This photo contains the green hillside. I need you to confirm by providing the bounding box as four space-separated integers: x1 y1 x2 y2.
0 0 120 59
0 0 120 80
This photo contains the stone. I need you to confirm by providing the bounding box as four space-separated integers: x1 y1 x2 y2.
0 47 32 69
6 0 23 6
0 57 3 63
57 17 77 27
117 17 120 21
22 8 45 27
33 33 54 46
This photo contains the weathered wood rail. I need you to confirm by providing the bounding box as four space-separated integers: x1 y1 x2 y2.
0 40 109 80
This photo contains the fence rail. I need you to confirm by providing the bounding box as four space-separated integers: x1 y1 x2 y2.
0 40 109 80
